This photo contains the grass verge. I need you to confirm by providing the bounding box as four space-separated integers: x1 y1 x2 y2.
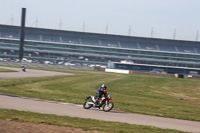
0 108 186 133
0 68 17 72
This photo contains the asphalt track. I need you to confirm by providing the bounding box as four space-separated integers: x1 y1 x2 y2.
0 66 200 132
0 66 73 79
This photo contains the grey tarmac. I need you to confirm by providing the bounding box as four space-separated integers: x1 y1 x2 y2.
0 66 73 79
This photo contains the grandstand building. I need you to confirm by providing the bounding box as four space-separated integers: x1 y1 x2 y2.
1 24 200 75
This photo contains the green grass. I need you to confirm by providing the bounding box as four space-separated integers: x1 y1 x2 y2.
0 68 17 72
0 67 200 121
0 108 186 133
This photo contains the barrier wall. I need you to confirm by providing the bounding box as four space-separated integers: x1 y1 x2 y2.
105 68 129 74
129 70 175 78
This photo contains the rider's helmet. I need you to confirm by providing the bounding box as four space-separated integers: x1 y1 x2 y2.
102 84 107 90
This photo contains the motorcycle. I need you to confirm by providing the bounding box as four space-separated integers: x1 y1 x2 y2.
21 66 26 72
83 94 114 112
22 67 26 72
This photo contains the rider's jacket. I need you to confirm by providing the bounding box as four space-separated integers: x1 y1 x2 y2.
95 87 107 99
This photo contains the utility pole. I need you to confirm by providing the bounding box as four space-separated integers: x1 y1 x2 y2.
19 8 26 61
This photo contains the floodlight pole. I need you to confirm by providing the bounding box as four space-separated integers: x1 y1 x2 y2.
196 31 199 41
173 29 176 40
19 8 26 61
151 27 154 38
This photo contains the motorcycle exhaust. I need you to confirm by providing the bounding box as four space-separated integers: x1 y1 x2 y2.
87 102 94 105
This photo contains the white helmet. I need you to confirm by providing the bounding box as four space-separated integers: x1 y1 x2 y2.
101 84 107 89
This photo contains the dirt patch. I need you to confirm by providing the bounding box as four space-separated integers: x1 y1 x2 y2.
0 119 106 133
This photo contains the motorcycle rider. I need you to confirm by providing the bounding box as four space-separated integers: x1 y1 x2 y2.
94 84 108 105
21 65 26 72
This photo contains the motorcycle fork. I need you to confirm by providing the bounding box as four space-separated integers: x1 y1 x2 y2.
106 100 109 105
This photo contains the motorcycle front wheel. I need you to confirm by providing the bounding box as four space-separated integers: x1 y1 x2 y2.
83 100 93 109
103 102 114 112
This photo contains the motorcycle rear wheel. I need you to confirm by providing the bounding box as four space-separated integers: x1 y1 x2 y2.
83 100 93 109
103 102 114 112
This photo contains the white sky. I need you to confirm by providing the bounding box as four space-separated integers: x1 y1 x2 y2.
0 0 200 41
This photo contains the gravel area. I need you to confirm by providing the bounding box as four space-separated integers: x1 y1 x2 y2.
0 119 105 133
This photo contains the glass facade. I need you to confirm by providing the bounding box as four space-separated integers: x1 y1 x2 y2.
1 38 200 63
1 24 200 72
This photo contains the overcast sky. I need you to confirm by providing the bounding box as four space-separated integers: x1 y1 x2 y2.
0 0 200 41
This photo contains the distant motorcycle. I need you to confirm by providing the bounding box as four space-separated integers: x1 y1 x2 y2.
83 94 114 112
21 66 26 72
